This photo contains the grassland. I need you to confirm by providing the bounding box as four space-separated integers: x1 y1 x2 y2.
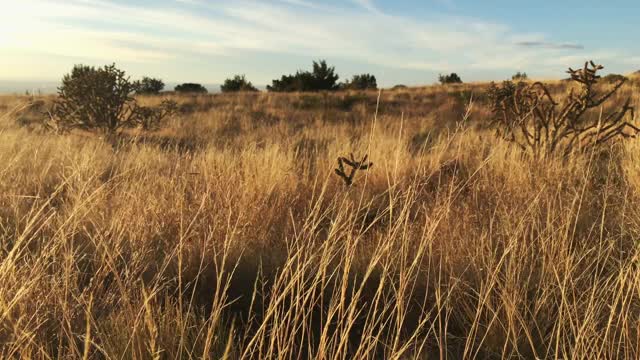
1 79 640 359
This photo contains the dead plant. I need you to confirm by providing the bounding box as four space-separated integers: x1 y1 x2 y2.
487 61 638 158
334 153 373 186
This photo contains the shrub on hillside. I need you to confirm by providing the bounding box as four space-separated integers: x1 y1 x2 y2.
267 60 339 92
45 64 176 135
602 73 627 84
438 73 463 85
512 72 528 81
310 60 340 91
136 76 165 94
175 83 208 94
220 75 258 92
342 74 378 90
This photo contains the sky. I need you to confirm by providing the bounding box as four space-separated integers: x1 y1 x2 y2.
0 0 639 89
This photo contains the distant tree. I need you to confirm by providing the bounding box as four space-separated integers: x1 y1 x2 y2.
267 60 339 92
438 73 463 85
268 72 313 92
310 60 340 91
391 84 408 90
174 83 208 94
342 74 377 90
220 74 258 92
136 77 165 94
512 72 528 81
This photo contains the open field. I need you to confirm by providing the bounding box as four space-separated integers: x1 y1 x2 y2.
2 78 640 358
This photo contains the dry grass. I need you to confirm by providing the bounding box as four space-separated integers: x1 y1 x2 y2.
1 80 640 359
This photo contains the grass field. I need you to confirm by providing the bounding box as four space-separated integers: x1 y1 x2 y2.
1 79 640 358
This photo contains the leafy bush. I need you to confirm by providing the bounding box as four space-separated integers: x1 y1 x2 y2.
45 64 176 135
487 61 638 158
438 73 463 85
136 76 165 94
268 72 312 92
310 60 340 91
512 72 528 81
175 83 208 94
267 60 339 92
342 74 377 90
220 74 258 93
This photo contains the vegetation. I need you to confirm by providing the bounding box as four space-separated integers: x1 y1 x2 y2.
1 61 640 359
602 73 628 84
220 74 258 93
45 64 176 135
487 61 637 158
333 153 373 186
512 71 529 81
341 73 378 90
136 76 165 94
268 59 339 92
438 72 463 84
175 83 208 94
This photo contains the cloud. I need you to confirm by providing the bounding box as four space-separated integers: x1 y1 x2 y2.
0 0 637 83
351 0 379 12
516 41 585 50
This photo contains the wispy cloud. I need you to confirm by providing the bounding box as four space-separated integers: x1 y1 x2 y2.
0 0 635 83
516 41 585 50
351 0 379 12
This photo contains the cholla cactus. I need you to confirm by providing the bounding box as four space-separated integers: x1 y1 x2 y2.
47 64 176 135
488 61 638 158
334 153 373 186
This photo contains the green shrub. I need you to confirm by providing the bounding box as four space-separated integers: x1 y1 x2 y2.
342 74 377 90
136 76 165 94
175 83 208 94
220 75 258 93
310 60 340 91
46 64 176 135
268 60 339 92
511 72 528 81
438 73 462 85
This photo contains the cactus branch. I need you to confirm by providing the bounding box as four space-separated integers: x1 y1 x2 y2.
334 153 373 186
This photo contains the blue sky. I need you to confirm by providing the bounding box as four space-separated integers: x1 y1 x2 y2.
0 0 638 87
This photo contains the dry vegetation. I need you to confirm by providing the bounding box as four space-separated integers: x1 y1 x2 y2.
1 76 640 359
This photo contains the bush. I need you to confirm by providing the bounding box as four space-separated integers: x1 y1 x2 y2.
175 83 208 94
136 77 165 94
487 61 638 158
310 60 340 91
438 73 462 85
512 72 528 81
267 60 339 92
602 73 627 84
391 84 408 90
268 72 312 92
342 74 377 90
220 74 258 93
46 64 176 135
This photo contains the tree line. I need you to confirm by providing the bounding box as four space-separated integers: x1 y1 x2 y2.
133 59 469 95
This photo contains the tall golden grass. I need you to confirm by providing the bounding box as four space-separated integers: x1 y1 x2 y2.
1 80 640 358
